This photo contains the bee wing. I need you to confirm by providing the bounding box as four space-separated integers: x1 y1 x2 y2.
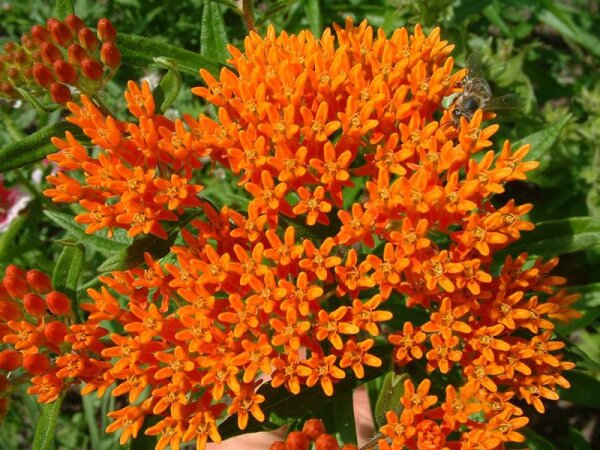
485 94 524 111
465 78 492 100
465 53 483 78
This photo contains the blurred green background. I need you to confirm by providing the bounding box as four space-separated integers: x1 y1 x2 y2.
1 0 599 449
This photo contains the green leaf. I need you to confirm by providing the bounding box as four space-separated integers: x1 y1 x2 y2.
0 214 27 261
98 230 178 272
332 391 357 445
522 427 557 450
44 211 129 255
0 121 82 173
559 337 600 372
305 0 322 37
374 372 408 427
537 6 600 58
118 32 223 76
153 67 183 112
495 217 600 260
52 242 85 322
558 371 600 408
218 343 392 440
53 0 75 20
32 396 63 450
201 0 230 64
513 114 571 163
569 427 592 450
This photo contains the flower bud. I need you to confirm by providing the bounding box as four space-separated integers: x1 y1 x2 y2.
78 27 98 52
0 300 21 320
97 18 117 42
26 270 53 294
21 34 36 50
31 25 51 45
0 350 22 371
45 291 72 315
40 42 62 65
100 42 121 69
65 15 86 34
314 434 339 450
340 445 359 450
302 419 326 440
5 265 26 279
23 293 47 317
23 353 50 375
0 284 9 301
269 443 287 450
2 275 29 299
6 68 19 81
0 82 16 97
53 60 78 84
0 373 9 393
49 82 71 104
3 42 16 53
49 20 72 47
32 63 55 88
44 321 69 344
81 57 103 81
23 67 33 82
286 431 311 450
67 43 87 66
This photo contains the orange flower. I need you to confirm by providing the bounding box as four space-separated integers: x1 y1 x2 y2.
227 382 266 430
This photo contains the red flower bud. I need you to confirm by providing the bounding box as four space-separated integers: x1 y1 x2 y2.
45 291 72 315
0 300 21 320
49 82 71 104
13 50 29 66
40 42 63 65
67 43 87 66
81 57 103 81
6 68 19 81
0 82 16 97
3 42 16 53
286 431 311 450
44 321 69 344
269 443 287 450
23 353 50 375
314 434 339 450
2 274 29 299
78 27 98 51
0 284 9 301
0 349 22 371
31 25 51 45
340 445 359 450
53 60 78 84
26 270 53 294
100 42 121 69
0 373 9 393
97 18 117 42
65 14 86 33
21 34 36 50
49 20 72 47
23 293 47 317
32 63 55 88
302 419 326 440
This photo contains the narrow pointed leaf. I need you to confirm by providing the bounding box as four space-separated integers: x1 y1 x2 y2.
522 428 557 450
557 371 600 408
0 121 82 173
32 396 63 450
513 114 571 162
305 0 322 37
495 217 600 259
201 0 229 64
52 242 85 322
44 211 129 255
153 68 183 112
333 391 357 445
118 32 222 76
375 372 408 427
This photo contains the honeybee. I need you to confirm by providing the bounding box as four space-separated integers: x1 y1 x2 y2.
449 54 523 127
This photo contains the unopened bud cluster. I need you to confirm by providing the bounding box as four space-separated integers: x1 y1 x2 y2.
269 419 358 450
0 265 73 419
0 15 120 105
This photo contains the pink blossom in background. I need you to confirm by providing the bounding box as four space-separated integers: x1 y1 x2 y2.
0 176 31 232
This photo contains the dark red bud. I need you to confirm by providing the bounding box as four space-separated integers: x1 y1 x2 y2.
49 20 73 47
97 18 117 42
81 57 103 81
26 269 53 293
50 82 71 104
7 68 19 80
53 60 78 84
31 25 51 45
3 42 16 53
0 82 15 96
65 14 86 33
14 50 30 67
20 34 36 50
78 27 98 51
100 42 121 69
67 43 87 66
40 42 63 64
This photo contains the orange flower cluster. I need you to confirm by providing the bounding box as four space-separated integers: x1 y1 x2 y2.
26 18 579 450
44 82 204 238
269 418 357 450
0 15 120 104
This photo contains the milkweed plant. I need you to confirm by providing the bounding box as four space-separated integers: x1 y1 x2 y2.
1 1 598 450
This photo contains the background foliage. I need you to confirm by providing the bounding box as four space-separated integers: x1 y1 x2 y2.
1 0 599 449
